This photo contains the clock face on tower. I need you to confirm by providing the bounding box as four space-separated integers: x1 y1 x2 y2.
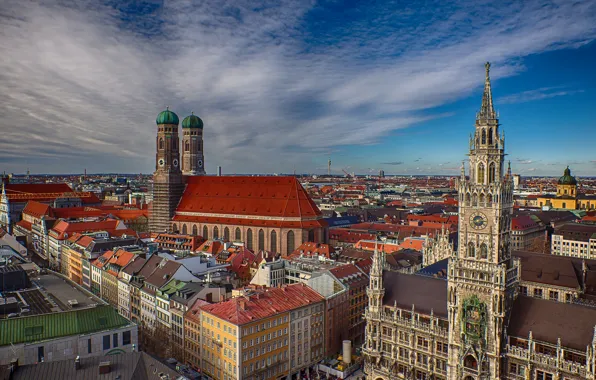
198 159 203 168
470 212 488 230
158 159 165 167
173 159 179 167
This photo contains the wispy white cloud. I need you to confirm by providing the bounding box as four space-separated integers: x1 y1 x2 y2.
0 0 595 173
498 86 584 104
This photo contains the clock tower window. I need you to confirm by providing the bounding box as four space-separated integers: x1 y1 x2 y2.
477 163 485 184
467 242 475 258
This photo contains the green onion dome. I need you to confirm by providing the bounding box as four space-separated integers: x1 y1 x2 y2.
558 166 577 185
182 112 204 129
156 107 179 125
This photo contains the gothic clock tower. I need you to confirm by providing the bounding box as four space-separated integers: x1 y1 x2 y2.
149 107 185 233
447 63 520 380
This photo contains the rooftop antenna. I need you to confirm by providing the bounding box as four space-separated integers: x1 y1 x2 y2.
328 157 331 176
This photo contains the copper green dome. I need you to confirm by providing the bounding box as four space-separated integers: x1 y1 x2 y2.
182 112 204 129
156 107 179 125
558 166 577 185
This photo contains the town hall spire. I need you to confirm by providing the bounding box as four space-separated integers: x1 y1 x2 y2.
478 62 496 121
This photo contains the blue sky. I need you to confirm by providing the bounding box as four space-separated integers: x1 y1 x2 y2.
1 0 595 176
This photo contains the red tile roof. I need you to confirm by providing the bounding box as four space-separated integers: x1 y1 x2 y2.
15 219 32 231
512 215 540 231
288 242 335 259
5 183 100 204
200 283 324 325
22 201 54 219
49 219 136 240
174 176 324 227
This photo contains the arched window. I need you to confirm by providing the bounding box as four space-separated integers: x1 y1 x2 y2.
481 129 486 145
213 226 219 240
472 193 478 207
258 229 265 251
562 202 566 209
488 127 493 145
182 224 188 235
467 242 475 258
465 193 471 206
192 225 198 236
235 227 241 241
464 355 478 369
203 226 209 239
172 223 178 233
287 230 295 254
224 227 230 241
564 189 568 195
479 193 485 206
271 230 277 253
480 243 488 259
489 162 496 183
185 141 190 152
477 163 485 184
159 138 164 150
308 229 315 242
247 229 253 250
174 138 178 150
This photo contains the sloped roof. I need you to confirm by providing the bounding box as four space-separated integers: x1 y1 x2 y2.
0 305 130 346
514 251 580 289
175 176 322 220
9 351 178 380
22 200 54 219
382 271 448 318
200 283 324 325
509 296 596 351
5 183 100 204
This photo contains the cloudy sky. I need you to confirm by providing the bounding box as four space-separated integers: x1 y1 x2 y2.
1 0 595 176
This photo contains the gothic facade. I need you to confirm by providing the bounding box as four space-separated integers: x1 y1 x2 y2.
362 63 596 380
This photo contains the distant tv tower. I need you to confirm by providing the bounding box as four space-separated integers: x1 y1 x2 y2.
328 157 331 176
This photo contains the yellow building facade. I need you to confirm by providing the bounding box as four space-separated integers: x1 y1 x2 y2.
535 167 596 210
199 284 324 380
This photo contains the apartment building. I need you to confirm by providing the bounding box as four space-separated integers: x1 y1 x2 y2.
551 223 596 259
199 284 325 380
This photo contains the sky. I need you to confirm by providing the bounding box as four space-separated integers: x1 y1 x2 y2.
1 0 596 177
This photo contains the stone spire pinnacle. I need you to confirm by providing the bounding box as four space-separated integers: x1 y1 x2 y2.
478 62 496 121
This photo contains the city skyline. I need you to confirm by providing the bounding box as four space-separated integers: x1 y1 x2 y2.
1 0 596 176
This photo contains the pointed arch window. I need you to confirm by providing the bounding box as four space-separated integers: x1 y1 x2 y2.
235 227 241 241
480 243 488 259
182 224 188 235
481 129 486 145
224 227 230 241
159 138 164 150
489 162 496 183
488 128 493 145
247 229 253 250
308 229 315 242
287 230 295 254
464 355 478 370
271 230 277 253
472 193 478 207
258 229 265 251
203 226 209 239
467 242 476 258
477 163 485 184
213 226 219 240
479 193 485 206
185 141 190 152
192 225 198 236
465 193 471 206
172 224 178 233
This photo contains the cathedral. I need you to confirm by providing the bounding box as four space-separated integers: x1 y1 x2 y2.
148 108 328 257
362 63 596 379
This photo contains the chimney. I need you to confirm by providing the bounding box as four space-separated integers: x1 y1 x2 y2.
239 299 246 310
75 356 81 370
98 361 111 375
9 358 18 377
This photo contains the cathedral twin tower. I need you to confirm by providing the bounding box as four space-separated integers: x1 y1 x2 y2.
149 108 206 232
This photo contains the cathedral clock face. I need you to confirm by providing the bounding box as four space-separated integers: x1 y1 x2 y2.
158 159 165 167
173 158 179 167
470 212 488 230
198 159 203 168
